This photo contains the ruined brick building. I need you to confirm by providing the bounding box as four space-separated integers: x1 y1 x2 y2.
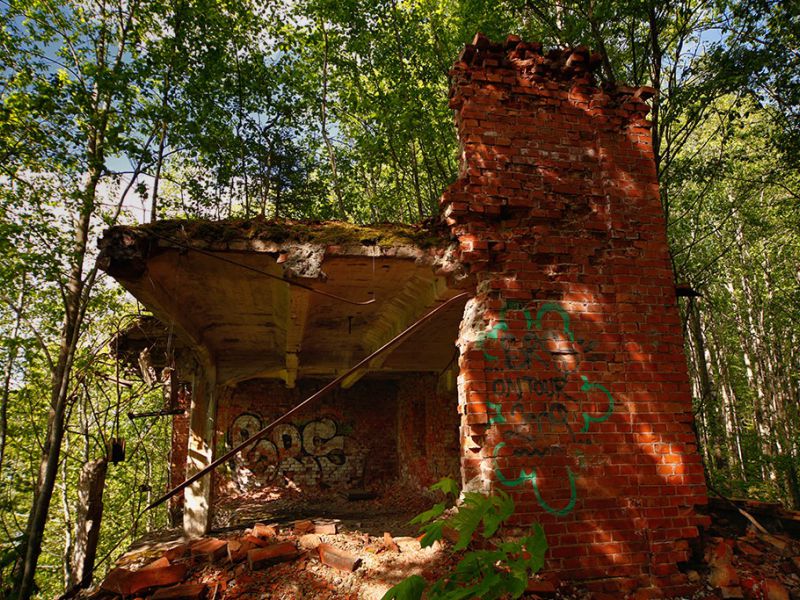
99 35 709 595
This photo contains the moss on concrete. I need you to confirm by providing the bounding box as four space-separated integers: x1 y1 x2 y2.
132 218 451 249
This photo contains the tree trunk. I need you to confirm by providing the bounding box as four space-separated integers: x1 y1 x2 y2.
689 300 714 410
318 19 346 219
14 163 101 600
708 326 747 481
688 299 727 470
0 279 26 473
702 311 741 479
61 453 72 590
150 117 168 223
69 458 108 589
647 4 663 178
409 139 423 220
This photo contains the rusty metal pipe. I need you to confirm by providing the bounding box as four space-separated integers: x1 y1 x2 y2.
147 291 470 511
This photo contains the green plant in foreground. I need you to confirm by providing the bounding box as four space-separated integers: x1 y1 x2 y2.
382 478 548 600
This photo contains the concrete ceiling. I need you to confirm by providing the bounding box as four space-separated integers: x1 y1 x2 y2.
99 222 468 386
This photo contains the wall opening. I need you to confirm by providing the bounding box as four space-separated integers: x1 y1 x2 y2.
208 345 463 534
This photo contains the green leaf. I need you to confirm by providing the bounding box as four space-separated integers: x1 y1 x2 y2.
436 584 484 600
508 559 530 588
466 570 504 599
449 500 484 551
380 574 427 600
482 491 514 538
430 476 459 497
522 524 548 573
453 550 504 580
504 572 528 598
409 501 445 525
418 521 446 548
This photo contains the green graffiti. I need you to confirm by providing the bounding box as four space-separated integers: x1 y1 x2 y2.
487 401 506 425
493 443 577 516
535 302 574 342
493 442 535 486
477 306 536 361
478 320 508 361
478 300 616 518
523 308 534 330
579 376 615 433
532 467 577 516
478 301 575 357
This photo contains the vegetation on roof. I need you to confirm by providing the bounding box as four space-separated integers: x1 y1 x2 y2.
129 218 453 249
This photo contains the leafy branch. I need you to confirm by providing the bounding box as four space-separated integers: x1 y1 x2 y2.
382 478 547 600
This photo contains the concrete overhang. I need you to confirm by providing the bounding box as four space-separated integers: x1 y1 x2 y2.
98 219 469 387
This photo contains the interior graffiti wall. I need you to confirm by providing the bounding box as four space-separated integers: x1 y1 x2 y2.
212 373 461 502
214 379 398 498
226 413 365 489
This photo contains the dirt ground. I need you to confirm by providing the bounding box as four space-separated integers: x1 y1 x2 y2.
210 480 434 538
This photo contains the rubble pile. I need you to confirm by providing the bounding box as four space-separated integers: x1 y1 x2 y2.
89 518 455 600
87 496 800 600
682 498 800 600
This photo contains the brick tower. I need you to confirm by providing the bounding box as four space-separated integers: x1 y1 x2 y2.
442 34 709 596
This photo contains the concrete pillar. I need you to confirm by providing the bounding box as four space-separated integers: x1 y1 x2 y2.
183 365 217 538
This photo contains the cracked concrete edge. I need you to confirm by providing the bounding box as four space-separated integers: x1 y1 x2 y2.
97 224 468 285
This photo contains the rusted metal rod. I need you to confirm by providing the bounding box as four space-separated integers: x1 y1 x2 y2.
147 291 470 511
127 408 185 420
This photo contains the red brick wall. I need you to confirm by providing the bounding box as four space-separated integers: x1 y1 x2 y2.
213 378 399 499
442 35 709 595
209 373 460 505
397 372 461 487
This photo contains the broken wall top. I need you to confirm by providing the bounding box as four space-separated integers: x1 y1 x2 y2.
442 34 657 228
448 33 655 121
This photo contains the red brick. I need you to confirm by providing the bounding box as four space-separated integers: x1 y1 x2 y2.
317 543 361 572
252 522 277 538
101 564 188 596
247 542 298 570
189 538 227 563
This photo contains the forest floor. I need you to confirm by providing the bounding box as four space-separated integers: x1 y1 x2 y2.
88 491 800 600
